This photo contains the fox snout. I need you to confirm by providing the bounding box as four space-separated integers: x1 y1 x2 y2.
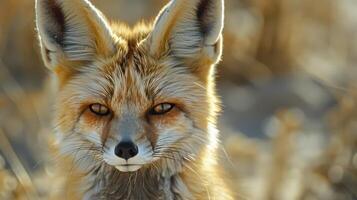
103 135 153 172
101 111 155 172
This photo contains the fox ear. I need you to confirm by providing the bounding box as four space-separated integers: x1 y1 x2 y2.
148 0 224 79
36 0 117 70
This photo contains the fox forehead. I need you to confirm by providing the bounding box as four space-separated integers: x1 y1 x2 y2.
64 26 207 113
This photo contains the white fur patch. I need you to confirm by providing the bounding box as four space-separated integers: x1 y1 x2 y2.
103 139 154 172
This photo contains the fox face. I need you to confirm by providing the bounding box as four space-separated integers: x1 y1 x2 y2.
36 0 223 174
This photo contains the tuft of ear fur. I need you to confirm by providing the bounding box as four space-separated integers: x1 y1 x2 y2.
35 0 118 70
147 0 224 77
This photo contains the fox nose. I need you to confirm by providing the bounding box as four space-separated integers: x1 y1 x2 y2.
114 141 138 160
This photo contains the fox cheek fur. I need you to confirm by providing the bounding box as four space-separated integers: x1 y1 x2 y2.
36 0 234 199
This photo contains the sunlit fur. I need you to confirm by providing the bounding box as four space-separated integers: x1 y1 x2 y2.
36 0 234 199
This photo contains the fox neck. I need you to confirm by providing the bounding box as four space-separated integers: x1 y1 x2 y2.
81 154 207 200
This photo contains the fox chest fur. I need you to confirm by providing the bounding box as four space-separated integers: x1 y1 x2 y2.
83 166 191 200
36 0 234 199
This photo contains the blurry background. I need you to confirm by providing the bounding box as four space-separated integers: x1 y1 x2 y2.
0 0 357 199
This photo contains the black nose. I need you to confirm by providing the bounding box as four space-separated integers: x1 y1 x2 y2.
114 141 138 160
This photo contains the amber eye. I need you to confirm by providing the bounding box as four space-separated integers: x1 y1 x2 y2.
149 103 174 115
89 103 110 116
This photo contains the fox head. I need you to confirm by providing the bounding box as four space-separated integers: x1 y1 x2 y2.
36 0 224 173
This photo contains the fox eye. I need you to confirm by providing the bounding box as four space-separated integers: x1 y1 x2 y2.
89 103 110 116
150 103 174 115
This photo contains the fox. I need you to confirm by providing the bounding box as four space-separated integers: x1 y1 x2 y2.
35 0 234 199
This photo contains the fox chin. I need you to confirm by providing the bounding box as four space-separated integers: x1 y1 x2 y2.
36 0 235 199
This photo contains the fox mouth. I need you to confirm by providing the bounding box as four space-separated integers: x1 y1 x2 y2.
118 164 142 167
115 164 142 172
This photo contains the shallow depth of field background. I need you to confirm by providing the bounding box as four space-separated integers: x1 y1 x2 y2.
0 0 357 199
